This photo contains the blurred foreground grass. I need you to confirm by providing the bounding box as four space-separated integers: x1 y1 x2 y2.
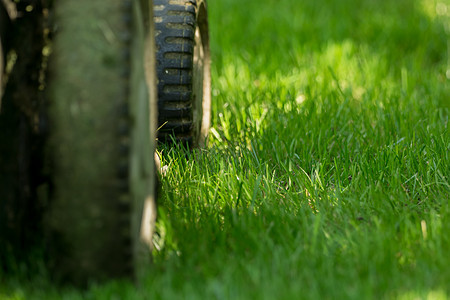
1 0 449 299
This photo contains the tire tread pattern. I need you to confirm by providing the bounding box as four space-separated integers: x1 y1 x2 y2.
154 0 198 143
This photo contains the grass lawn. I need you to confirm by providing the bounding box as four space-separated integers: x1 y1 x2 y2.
1 0 449 298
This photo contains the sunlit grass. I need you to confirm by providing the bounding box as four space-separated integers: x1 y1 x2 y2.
153 0 449 298
1 0 449 299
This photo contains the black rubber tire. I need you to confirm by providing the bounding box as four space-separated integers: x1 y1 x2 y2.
44 0 157 284
0 4 5 100
0 1 45 270
0 0 13 102
154 0 211 147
